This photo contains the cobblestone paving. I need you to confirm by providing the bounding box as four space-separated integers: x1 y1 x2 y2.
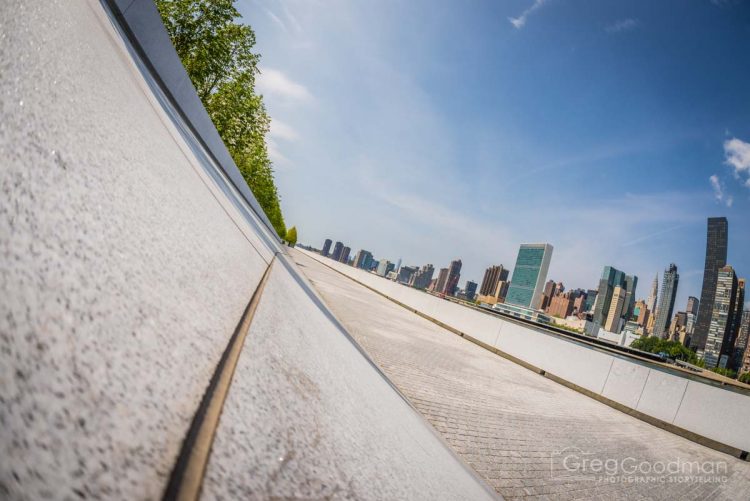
293 251 750 500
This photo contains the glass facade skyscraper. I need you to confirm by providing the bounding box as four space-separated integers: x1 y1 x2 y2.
592 266 623 326
354 250 374 270
591 265 637 332
505 243 553 310
704 266 738 369
652 263 679 339
322 239 332 257
331 241 344 261
692 217 728 351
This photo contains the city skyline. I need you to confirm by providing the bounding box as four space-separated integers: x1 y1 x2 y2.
243 0 750 312
318 213 745 318
314 218 747 372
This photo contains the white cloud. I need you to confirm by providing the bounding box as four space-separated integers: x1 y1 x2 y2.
605 18 639 33
263 7 287 32
257 68 313 103
270 118 299 141
509 0 548 29
620 224 690 248
709 174 723 199
723 137 750 187
267 119 298 166
709 174 733 207
262 4 303 34
281 2 303 33
266 137 289 166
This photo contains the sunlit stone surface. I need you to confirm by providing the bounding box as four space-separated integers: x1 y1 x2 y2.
0 1 497 499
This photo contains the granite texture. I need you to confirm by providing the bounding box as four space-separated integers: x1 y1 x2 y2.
202 259 497 500
294 249 750 501
0 0 272 498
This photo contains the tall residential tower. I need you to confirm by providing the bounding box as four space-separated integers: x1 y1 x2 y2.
322 239 332 257
652 264 679 339
704 266 739 368
443 259 463 296
692 217 728 352
479 265 509 297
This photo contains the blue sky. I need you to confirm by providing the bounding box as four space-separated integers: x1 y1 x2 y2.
239 0 750 310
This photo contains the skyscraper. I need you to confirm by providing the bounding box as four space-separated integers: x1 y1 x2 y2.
733 311 750 372
541 280 557 311
727 279 745 368
693 217 728 351
635 300 650 330
322 239 332 257
376 260 391 276
646 274 658 313
505 243 554 310
623 274 638 321
444 259 462 296
686 296 699 316
573 294 587 315
652 264 679 339
464 280 478 301
386 262 396 276
593 266 623 326
495 280 510 302
543 280 557 298
479 265 509 296
704 266 739 369
604 286 627 332
685 295 699 346
354 250 374 270
584 290 598 312
435 268 449 293
331 241 344 261
397 265 418 284
410 264 435 289
591 266 637 331
339 246 351 264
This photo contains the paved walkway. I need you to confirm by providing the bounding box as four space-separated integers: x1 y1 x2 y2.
292 250 750 500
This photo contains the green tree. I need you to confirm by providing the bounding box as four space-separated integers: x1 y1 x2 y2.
629 336 699 364
156 0 286 237
739 372 750 384
285 226 297 247
711 367 737 379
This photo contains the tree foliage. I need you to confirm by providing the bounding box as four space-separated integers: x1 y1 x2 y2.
629 336 699 364
156 0 286 237
739 372 750 384
285 226 297 247
711 367 737 379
